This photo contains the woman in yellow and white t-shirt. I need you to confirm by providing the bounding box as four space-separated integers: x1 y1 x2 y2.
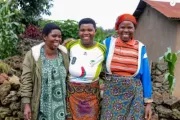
65 18 106 120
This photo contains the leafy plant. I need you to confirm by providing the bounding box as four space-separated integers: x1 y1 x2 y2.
0 0 24 59
38 19 79 40
95 27 106 43
23 24 42 39
159 47 180 94
0 61 12 74
104 29 117 38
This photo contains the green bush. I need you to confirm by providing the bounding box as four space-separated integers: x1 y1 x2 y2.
38 19 110 42
95 27 106 43
0 0 24 59
38 19 79 40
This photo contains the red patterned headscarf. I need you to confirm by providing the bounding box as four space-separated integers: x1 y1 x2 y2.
115 13 137 30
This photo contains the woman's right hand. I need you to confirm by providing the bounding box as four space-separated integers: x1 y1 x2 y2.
24 104 31 120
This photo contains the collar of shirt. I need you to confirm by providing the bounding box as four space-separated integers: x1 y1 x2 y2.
116 37 136 46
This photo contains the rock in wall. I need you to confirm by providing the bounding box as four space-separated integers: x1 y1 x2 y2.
151 62 180 120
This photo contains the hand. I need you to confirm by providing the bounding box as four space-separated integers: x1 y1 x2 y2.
99 72 105 80
100 84 104 90
145 103 152 120
0 73 9 80
100 84 105 98
0 73 9 84
62 38 74 46
24 104 31 120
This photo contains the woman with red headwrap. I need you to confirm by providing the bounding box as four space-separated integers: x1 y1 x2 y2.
100 14 153 120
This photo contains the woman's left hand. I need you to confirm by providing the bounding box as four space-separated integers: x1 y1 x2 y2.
145 103 152 120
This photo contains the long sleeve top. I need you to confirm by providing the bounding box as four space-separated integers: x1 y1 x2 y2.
103 37 153 102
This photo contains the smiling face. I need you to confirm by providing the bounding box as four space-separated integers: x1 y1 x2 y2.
78 24 96 47
43 29 62 50
117 21 135 42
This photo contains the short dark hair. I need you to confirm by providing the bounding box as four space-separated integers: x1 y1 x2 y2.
42 23 61 36
78 18 96 29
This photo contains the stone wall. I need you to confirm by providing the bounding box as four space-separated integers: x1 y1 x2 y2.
151 62 180 120
3 38 43 77
0 38 43 120
2 38 180 120
17 38 43 56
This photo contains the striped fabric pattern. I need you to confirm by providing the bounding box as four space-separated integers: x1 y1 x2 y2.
110 38 139 76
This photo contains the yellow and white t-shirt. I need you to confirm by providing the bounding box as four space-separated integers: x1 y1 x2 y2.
66 39 106 83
